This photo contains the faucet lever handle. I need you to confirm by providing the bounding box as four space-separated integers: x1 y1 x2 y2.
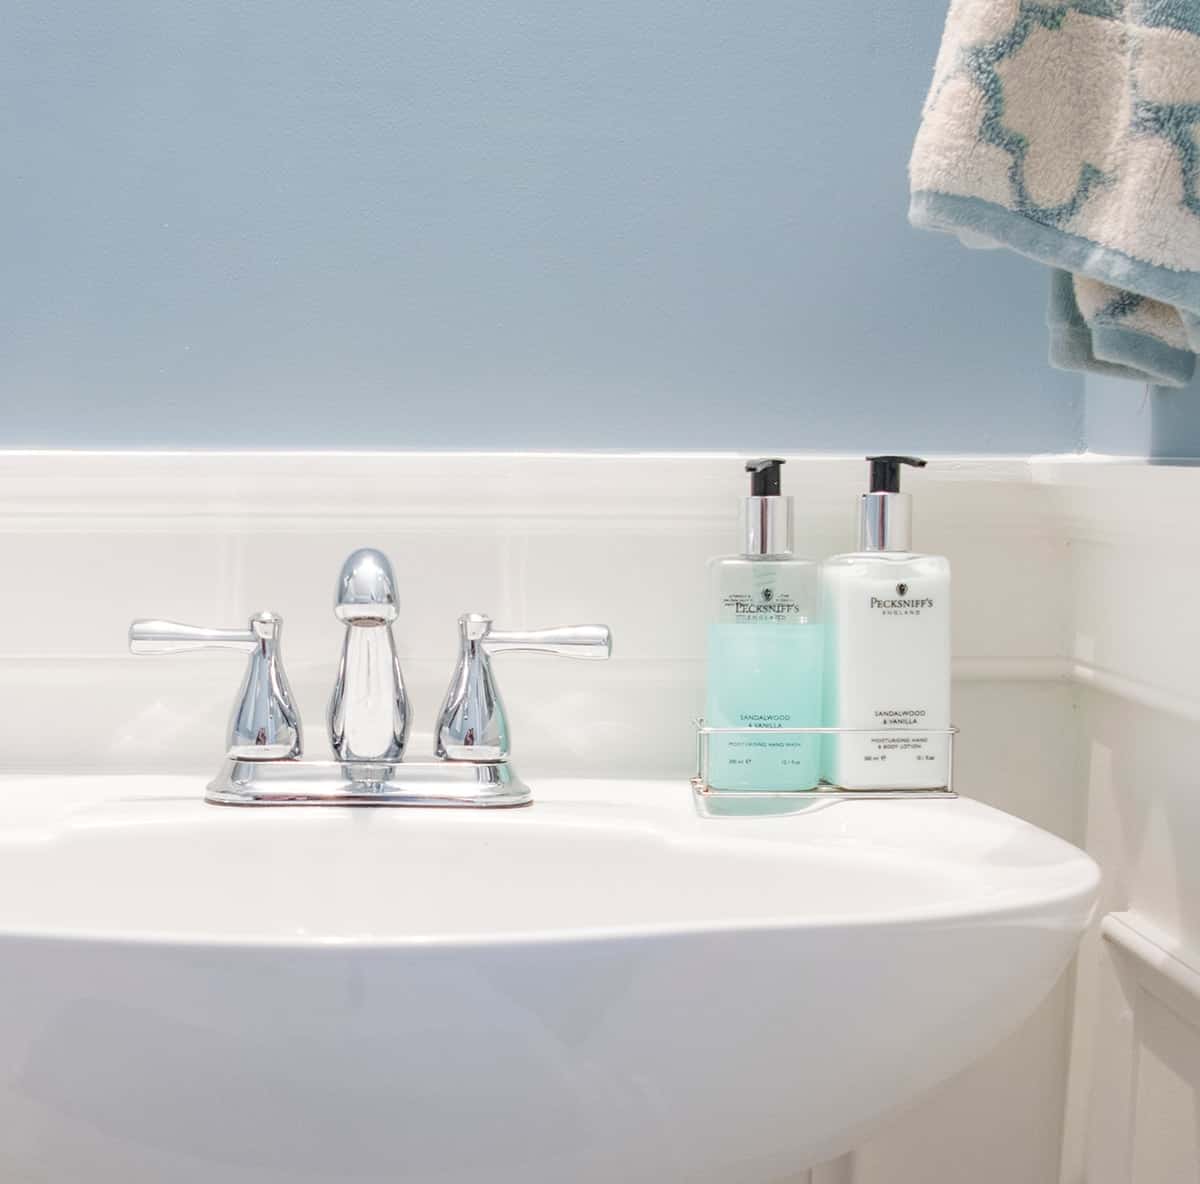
435 613 612 762
481 623 613 659
128 612 303 761
129 619 261 655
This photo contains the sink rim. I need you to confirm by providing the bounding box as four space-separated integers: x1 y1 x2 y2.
0 774 1101 950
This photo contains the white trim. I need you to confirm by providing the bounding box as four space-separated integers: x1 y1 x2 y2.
1033 457 1200 544
1103 911 1200 1028
954 658 1200 723
0 451 1056 526
952 658 1200 726
0 448 1070 462
952 657 1074 683
1070 663 1200 725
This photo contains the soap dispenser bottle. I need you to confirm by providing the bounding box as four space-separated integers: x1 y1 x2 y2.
704 459 823 791
821 456 951 789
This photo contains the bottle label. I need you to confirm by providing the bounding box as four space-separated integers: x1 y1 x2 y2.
721 588 804 619
870 583 935 614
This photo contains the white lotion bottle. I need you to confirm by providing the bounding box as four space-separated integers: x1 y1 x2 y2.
821 456 951 789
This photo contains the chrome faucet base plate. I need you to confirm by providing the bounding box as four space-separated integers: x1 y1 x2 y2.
206 758 532 808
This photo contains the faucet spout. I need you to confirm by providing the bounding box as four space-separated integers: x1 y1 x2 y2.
328 549 410 761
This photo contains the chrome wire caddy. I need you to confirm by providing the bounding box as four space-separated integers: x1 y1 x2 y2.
693 720 958 811
129 548 612 809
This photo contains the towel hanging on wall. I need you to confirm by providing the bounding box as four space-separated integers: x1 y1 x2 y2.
909 0 1200 387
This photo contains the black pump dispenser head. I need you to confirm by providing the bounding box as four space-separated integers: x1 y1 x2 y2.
860 455 926 552
867 455 927 494
746 457 784 497
740 458 792 555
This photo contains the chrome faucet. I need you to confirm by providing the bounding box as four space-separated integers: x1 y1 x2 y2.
328 548 410 762
128 548 612 807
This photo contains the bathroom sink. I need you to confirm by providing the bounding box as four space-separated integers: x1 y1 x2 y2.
0 776 1097 1184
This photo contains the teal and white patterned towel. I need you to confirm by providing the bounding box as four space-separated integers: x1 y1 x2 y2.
910 1 1200 387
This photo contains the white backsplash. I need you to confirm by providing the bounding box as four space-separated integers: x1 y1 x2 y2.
0 451 1064 777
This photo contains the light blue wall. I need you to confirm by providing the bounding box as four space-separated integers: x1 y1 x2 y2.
3 1 1082 452
1084 374 1200 459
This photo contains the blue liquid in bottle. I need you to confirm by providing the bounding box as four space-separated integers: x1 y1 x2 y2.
705 621 824 790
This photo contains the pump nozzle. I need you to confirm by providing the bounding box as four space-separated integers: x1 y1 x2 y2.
867 455 926 494
739 458 791 555
745 457 784 497
859 456 926 552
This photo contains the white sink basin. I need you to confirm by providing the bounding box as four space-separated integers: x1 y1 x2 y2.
0 776 1098 1183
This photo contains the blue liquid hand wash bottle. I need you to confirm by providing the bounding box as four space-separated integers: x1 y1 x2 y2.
704 459 823 791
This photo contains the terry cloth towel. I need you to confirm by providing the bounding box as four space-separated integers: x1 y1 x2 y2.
909 0 1200 387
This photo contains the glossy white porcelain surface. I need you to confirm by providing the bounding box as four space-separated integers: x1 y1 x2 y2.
0 775 1097 1183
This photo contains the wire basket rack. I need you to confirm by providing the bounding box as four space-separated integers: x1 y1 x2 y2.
692 719 958 804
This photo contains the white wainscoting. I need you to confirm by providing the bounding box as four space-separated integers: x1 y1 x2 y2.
1050 463 1200 1184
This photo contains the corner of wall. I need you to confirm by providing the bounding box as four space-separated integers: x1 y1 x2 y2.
1081 372 1200 461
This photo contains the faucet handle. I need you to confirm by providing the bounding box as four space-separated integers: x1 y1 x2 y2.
129 612 303 761
478 622 613 659
130 618 268 655
435 613 612 762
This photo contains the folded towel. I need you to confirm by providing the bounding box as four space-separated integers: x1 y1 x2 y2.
909 0 1200 387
